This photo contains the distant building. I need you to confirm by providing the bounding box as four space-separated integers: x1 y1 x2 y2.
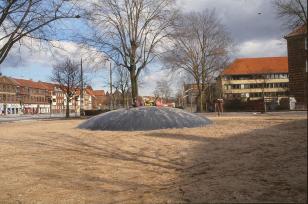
93 90 109 109
0 76 24 115
38 81 65 113
285 24 307 110
182 82 220 112
0 75 98 115
219 57 289 101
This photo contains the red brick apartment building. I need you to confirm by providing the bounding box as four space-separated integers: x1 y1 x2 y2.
0 75 103 115
285 24 307 109
0 76 50 114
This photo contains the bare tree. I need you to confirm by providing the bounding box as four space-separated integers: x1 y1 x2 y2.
164 10 231 112
81 0 177 102
0 0 80 65
51 58 81 118
274 0 307 29
153 79 172 102
113 65 130 107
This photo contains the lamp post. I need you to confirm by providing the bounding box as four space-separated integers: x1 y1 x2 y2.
106 59 113 110
80 58 84 116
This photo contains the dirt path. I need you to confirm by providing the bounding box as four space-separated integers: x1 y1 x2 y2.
0 113 306 203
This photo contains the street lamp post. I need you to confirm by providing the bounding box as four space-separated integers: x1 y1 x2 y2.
80 58 84 116
106 59 113 110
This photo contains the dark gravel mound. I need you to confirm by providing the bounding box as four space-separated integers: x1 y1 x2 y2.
78 106 212 131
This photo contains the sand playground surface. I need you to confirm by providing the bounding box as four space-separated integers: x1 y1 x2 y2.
0 112 306 203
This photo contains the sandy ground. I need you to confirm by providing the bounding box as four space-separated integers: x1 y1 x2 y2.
0 112 307 203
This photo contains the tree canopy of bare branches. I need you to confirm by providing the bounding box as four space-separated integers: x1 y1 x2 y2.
51 58 81 118
274 0 307 29
113 65 130 107
0 0 80 64
164 10 231 112
153 79 172 102
81 0 177 101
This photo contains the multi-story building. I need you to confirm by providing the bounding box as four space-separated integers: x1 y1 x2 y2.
285 24 307 109
93 90 109 109
38 81 65 113
0 75 98 115
219 57 289 101
12 78 50 114
0 76 22 115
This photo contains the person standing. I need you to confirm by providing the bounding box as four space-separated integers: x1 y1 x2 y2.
215 98 224 116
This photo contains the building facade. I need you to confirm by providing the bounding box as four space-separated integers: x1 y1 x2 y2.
0 76 22 115
93 90 109 109
285 25 307 110
220 57 289 102
0 76 99 115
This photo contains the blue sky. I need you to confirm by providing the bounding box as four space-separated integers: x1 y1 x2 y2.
1 0 288 96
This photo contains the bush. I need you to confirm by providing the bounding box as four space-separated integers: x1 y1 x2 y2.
223 99 246 112
84 109 109 116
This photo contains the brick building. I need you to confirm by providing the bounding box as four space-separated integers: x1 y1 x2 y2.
0 76 23 114
93 90 109 109
13 78 51 114
285 24 307 109
0 75 99 115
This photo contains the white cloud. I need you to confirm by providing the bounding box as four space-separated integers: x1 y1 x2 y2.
236 38 287 58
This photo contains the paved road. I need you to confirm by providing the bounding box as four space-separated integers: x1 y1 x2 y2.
199 111 307 117
0 113 80 123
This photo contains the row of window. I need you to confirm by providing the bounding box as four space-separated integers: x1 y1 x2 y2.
0 94 47 103
224 73 288 81
225 91 288 99
0 84 47 94
224 83 289 90
0 84 17 92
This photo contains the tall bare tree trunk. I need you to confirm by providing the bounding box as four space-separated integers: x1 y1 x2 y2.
130 70 138 101
200 90 203 112
196 88 202 112
66 99 70 118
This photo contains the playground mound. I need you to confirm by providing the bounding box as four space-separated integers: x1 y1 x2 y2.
78 106 212 131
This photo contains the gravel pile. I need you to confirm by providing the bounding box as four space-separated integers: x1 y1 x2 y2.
78 106 212 131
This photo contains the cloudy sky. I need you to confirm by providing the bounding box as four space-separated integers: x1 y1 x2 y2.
1 0 289 96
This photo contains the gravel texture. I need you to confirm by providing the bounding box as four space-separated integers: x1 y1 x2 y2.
78 106 212 131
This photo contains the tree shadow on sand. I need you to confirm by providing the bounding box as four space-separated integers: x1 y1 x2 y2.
144 119 307 203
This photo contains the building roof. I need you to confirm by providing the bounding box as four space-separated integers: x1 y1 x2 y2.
93 90 106 96
0 76 20 86
222 57 288 75
85 87 96 97
285 24 307 38
12 78 46 89
38 81 58 91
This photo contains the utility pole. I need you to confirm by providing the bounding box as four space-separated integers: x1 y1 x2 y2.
305 0 308 109
109 60 113 110
80 58 84 116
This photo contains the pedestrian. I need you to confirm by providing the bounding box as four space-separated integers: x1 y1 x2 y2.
215 98 224 116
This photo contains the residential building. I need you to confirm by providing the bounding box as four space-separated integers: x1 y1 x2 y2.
0 75 97 115
38 81 65 113
219 57 289 101
82 86 96 111
0 76 22 115
285 24 307 109
12 78 50 114
182 82 221 112
93 90 109 109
